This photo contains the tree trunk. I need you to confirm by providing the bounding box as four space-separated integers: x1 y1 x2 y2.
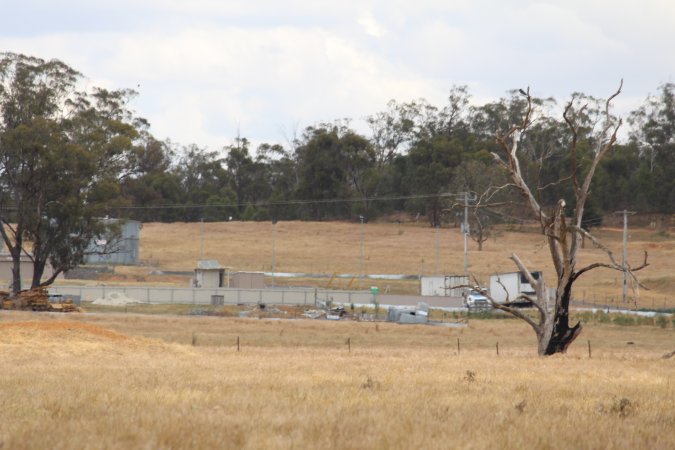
10 251 21 293
537 287 583 355
539 318 583 355
0 224 22 293
31 259 47 289
9 234 23 294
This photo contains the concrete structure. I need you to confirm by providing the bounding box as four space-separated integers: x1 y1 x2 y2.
0 254 60 288
230 271 265 289
84 219 141 265
420 275 468 297
46 285 465 308
193 260 227 288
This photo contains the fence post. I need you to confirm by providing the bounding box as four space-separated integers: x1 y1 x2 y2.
588 340 592 359
457 338 460 356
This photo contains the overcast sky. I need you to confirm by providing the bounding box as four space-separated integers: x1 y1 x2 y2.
3 0 674 151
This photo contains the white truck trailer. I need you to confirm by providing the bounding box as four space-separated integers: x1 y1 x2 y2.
489 271 541 306
420 275 468 297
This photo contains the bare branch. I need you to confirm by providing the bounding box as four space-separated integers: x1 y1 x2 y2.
537 174 574 191
509 253 546 313
606 79 624 115
490 298 541 333
568 81 624 261
571 226 622 267
494 91 547 225
574 250 649 289
563 101 588 195
571 227 649 293
468 274 541 334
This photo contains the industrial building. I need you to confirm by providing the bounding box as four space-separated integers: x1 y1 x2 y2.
84 219 141 266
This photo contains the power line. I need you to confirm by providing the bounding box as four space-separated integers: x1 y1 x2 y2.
91 192 459 211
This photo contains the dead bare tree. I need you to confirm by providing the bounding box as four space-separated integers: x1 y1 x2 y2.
486 81 648 356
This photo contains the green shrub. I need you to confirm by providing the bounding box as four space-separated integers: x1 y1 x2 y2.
655 315 670 329
596 311 612 323
612 315 636 326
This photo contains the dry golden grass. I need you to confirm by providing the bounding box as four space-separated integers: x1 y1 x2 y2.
0 312 673 449
130 221 675 306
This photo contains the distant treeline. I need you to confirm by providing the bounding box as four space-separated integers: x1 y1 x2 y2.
1 53 672 227
118 84 674 226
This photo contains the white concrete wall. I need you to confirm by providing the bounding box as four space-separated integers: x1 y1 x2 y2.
46 286 464 307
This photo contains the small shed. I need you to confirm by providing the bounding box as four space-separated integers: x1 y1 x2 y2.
193 260 227 288
230 271 265 289
420 275 468 297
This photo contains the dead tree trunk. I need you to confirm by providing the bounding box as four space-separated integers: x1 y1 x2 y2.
470 212 489 251
487 81 648 356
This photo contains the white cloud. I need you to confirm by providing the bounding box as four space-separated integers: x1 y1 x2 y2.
357 11 386 38
1 0 674 150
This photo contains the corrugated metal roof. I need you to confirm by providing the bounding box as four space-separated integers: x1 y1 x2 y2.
197 260 222 269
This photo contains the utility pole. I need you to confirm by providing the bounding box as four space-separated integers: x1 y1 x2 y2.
200 218 204 260
615 210 635 303
359 215 365 281
271 218 277 287
458 192 476 274
464 192 469 274
434 224 440 275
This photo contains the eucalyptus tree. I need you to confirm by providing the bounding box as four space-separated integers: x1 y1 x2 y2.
628 83 675 212
294 122 374 219
256 142 298 220
0 53 144 291
402 87 473 226
120 136 183 222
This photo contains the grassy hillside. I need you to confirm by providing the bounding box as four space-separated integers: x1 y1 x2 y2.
103 220 675 307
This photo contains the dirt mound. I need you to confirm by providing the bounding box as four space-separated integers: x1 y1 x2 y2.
0 321 130 342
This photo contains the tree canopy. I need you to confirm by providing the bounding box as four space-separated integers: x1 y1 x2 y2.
0 53 145 291
115 84 674 226
1 52 672 290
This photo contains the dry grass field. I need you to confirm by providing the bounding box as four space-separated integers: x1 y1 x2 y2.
0 311 673 449
119 220 675 307
2 221 671 449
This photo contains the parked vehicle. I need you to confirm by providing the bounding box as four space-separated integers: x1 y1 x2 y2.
463 288 490 310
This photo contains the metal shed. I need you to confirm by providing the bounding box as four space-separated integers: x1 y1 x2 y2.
193 260 227 288
84 219 141 265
